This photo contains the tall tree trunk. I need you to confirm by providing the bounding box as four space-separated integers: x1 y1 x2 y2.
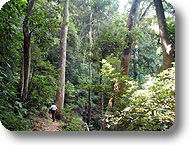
87 7 93 126
154 0 173 70
21 0 36 102
97 19 104 130
107 0 141 107
121 0 141 76
55 0 69 111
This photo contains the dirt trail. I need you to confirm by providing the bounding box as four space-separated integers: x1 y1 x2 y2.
42 121 62 131
41 115 63 131
30 115 63 131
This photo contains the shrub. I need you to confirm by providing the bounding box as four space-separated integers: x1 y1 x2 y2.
58 106 84 131
105 66 175 131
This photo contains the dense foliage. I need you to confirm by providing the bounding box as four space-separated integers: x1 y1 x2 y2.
0 0 175 131
102 59 175 130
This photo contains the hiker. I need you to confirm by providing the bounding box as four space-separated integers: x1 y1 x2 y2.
50 104 57 122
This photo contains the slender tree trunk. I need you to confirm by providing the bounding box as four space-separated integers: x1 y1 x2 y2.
97 19 104 130
88 64 92 125
55 0 69 111
154 0 173 70
99 62 104 130
21 0 35 102
133 48 137 80
87 7 93 126
19 60 24 99
121 0 141 76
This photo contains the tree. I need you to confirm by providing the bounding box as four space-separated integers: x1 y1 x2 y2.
121 0 141 76
87 0 94 126
55 0 69 111
21 0 36 102
106 0 141 108
153 0 173 70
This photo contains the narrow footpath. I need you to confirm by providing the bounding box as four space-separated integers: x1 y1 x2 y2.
30 115 62 131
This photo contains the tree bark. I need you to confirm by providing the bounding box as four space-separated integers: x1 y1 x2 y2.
154 0 173 70
55 0 69 111
121 0 141 76
21 0 36 102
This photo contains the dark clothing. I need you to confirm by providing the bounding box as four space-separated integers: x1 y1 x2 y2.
52 110 56 122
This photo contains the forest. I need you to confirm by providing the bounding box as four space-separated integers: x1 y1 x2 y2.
0 0 175 131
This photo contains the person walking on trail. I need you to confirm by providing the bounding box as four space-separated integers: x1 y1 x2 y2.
50 104 57 122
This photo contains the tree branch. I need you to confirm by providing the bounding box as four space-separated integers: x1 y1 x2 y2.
139 2 153 22
29 24 41 35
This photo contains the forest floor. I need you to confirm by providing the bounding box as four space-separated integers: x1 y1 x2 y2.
30 115 63 131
